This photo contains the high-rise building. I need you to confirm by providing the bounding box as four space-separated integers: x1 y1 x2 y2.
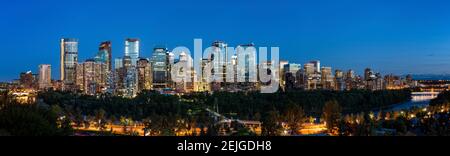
19 71 36 89
279 60 289 90
38 64 52 90
113 57 125 96
137 58 152 92
345 69 356 90
284 63 300 90
321 67 334 90
125 38 140 66
309 60 321 73
211 41 229 91
95 41 112 72
60 38 78 90
236 44 257 91
95 41 113 93
76 59 107 95
334 69 345 91
123 56 138 97
151 47 169 90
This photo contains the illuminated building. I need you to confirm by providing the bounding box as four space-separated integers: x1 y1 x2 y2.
124 38 140 67
114 58 126 96
283 63 300 90
60 38 78 90
303 63 320 90
236 43 257 92
19 71 36 89
95 41 114 93
95 41 112 72
210 41 229 92
151 47 169 90
309 60 321 73
76 59 107 95
38 64 52 90
321 67 334 90
137 58 152 92
345 69 356 90
334 69 345 91
123 56 138 97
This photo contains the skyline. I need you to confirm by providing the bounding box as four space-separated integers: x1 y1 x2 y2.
2 0 450 81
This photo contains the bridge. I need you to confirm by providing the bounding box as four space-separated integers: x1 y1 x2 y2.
411 92 440 102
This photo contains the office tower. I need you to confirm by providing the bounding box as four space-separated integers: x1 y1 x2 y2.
60 38 78 90
75 63 84 91
374 73 384 91
236 43 257 91
279 60 289 90
125 38 140 66
114 57 125 95
284 63 300 90
122 56 138 97
309 60 321 73
95 41 113 93
76 59 107 95
303 63 318 90
345 69 356 90
137 58 152 92
151 47 168 90
210 41 229 91
364 68 376 90
38 64 52 90
334 69 345 91
173 52 194 93
321 67 334 90
304 63 315 75
19 71 36 89
364 68 374 81
95 41 112 72
197 58 212 92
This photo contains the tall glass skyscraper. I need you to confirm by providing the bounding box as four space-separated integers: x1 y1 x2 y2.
60 38 78 88
95 41 112 72
151 47 168 89
125 38 140 67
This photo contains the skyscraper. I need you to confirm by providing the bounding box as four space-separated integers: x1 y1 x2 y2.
38 64 52 90
95 41 112 72
151 47 168 90
60 38 78 90
125 38 140 66
123 56 138 97
309 60 321 73
321 67 334 90
95 41 113 93
76 59 107 95
211 41 228 82
137 58 152 92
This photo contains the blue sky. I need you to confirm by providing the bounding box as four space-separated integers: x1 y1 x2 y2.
1 0 450 81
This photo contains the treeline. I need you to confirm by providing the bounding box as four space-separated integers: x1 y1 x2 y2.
183 89 412 120
430 91 450 106
38 90 191 121
0 91 72 136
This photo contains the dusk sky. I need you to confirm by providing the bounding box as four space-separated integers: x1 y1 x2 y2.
1 0 450 81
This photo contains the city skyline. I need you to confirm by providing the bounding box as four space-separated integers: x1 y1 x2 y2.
2 0 450 81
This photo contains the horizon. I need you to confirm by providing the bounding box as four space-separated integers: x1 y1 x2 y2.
1 0 450 81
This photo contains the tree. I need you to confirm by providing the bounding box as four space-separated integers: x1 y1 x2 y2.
262 110 282 136
323 100 342 134
283 104 305 135
0 103 73 136
95 109 107 131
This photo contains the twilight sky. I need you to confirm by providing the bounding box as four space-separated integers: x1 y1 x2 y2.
1 0 450 81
